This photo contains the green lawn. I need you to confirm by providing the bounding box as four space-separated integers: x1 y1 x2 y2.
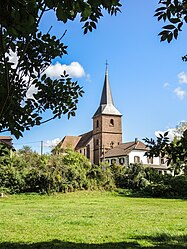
0 191 186 249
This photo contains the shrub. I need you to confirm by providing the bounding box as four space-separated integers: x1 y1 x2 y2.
143 183 172 197
168 175 187 197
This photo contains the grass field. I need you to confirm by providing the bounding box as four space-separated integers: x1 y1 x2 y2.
0 191 186 249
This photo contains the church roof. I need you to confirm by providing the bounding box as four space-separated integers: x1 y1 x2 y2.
58 136 81 150
104 140 147 158
93 65 122 117
76 131 93 149
58 131 93 151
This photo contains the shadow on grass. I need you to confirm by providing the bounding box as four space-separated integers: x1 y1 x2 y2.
0 234 186 249
116 189 187 200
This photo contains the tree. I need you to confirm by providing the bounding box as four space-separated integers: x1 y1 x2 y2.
0 143 12 166
144 130 187 174
18 145 33 154
155 0 187 60
0 0 122 138
174 121 187 137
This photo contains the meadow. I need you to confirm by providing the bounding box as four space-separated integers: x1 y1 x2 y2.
0 191 186 249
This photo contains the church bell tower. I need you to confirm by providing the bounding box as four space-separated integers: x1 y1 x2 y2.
92 65 122 165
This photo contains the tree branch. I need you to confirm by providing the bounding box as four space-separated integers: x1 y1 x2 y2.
0 25 10 120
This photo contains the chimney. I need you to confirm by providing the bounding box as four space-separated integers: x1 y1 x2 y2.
135 138 138 144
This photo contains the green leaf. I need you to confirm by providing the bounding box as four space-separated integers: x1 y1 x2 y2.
174 28 178 39
160 34 168 42
82 6 92 19
56 6 68 22
155 7 166 12
164 131 169 137
90 21 96 29
167 33 173 43
41 74 46 81
178 22 183 31
169 18 180 24
162 25 175 30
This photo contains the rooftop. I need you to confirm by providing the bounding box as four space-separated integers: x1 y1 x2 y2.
104 141 147 158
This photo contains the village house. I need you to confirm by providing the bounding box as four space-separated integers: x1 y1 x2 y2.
0 136 13 149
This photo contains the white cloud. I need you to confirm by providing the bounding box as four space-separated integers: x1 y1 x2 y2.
6 53 86 98
173 87 186 100
45 62 85 78
85 73 91 83
44 138 61 147
178 72 187 84
163 82 169 88
155 128 176 141
7 52 86 79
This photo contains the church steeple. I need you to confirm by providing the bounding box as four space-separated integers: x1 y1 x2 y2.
93 64 122 117
92 64 123 165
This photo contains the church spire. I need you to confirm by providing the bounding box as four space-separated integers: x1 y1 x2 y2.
93 64 122 117
100 62 114 106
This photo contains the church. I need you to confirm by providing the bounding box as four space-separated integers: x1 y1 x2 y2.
57 66 169 174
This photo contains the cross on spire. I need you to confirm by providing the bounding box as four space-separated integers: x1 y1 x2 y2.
105 60 108 75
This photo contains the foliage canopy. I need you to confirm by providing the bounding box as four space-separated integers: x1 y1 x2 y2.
144 129 187 176
156 0 187 59
0 0 122 138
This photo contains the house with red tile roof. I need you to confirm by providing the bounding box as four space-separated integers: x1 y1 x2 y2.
0 136 13 149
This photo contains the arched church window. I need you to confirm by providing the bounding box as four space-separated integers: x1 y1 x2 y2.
96 139 99 146
87 145 90 159
110 141 114 148
110 119 114 126
96 120 99 128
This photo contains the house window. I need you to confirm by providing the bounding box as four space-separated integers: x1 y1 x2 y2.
119 158 125 165
111 159 116 164
134 156 140 163
96 120 99 128
110 119 114 126
147 157 153 164
80 150 82 153
161 158 165 164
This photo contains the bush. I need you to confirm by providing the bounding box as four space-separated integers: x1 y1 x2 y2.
87 163 115 191
143 183 172 197
0 164 26 194
1 146 187 197
168 175 187 197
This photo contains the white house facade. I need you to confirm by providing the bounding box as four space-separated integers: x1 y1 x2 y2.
103 140 170 174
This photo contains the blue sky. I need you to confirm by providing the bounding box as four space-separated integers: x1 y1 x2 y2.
7 0 187 152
